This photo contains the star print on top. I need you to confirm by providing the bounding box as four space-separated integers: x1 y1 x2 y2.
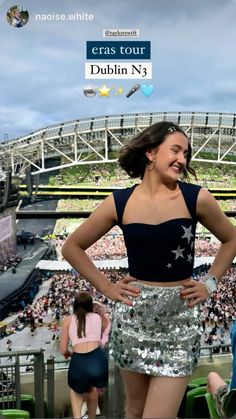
113 181 202 282
187 254 193 263
168 224 194 266
171 246 185 260
181 225 194 243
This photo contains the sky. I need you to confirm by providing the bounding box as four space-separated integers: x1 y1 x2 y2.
1 0 236 140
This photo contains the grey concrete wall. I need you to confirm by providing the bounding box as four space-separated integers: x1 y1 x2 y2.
21 370 70 416
192 354 232 379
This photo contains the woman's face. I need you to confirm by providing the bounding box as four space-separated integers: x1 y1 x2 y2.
14 10 21 17
148 132 189 181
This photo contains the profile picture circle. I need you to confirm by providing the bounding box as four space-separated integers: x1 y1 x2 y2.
6 5 29 28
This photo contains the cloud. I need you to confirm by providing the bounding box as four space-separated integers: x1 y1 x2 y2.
1 0 236 139
0 105 53 136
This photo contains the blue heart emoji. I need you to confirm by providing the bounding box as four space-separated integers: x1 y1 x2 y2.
141 84 154 97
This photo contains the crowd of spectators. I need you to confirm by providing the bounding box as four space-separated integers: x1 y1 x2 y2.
51 161 236 189
53 164 133 188
1 270 122 338
2 262 235 357
195 239 220 257
56 198 235 214
193 266 236 352
57 199 101 212
51 232 222 261
52 197 235 237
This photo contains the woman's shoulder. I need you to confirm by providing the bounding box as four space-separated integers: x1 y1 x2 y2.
61 315 72 328
113 184 137 196
112 185 138 224
178 180 202 193
63 315 73 323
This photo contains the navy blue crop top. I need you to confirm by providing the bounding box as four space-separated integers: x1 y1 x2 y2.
113 181 202 282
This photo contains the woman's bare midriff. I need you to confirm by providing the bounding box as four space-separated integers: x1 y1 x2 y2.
73 341 100 353
136 277 192 287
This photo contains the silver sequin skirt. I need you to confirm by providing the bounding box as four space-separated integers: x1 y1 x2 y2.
109 282 201 377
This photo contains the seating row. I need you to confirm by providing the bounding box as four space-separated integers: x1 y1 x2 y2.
184 377 236 418
0 394 35 417
0 393 48 418
0 409 29 419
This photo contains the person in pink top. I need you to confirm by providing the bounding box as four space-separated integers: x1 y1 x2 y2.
60 292 108 419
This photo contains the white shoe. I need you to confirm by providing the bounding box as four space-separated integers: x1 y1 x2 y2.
81 402 87 417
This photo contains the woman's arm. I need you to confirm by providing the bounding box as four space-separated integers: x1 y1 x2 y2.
101 316 111 347
62 195 116 293
62 195 140 305
197 188 236 279
60 316 72 358
180 188 236 307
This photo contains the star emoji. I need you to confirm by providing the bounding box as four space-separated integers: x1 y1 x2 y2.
171 246 185 260
115 87 124 95
166 263 172 269
98 84 111 97
181 225 193 244
187 254 193 263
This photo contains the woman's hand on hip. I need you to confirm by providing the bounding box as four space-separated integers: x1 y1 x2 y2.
103 275 140 305
179 278 209 308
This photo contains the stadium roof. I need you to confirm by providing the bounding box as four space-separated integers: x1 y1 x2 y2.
0 111 235 177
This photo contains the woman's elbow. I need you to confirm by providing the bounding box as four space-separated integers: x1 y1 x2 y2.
61 240 70 260
62 238 84 261
59 345 67 356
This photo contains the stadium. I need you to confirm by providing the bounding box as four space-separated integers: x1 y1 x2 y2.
0 111 235 418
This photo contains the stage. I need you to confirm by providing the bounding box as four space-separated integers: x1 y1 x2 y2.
0 243 49 321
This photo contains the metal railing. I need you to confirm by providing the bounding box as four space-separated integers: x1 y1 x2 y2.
0 349 53 418
0 344 232 418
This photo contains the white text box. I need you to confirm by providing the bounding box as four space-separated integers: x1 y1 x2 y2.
85 62 152 79
102 29 140 37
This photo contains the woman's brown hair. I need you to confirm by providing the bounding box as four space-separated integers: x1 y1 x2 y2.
118 121 196 179
73 292 93 338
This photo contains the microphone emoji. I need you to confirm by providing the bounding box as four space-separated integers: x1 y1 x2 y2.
126 83 140 98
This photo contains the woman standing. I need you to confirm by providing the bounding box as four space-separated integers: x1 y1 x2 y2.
62 121 236 418
60 292 108 419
